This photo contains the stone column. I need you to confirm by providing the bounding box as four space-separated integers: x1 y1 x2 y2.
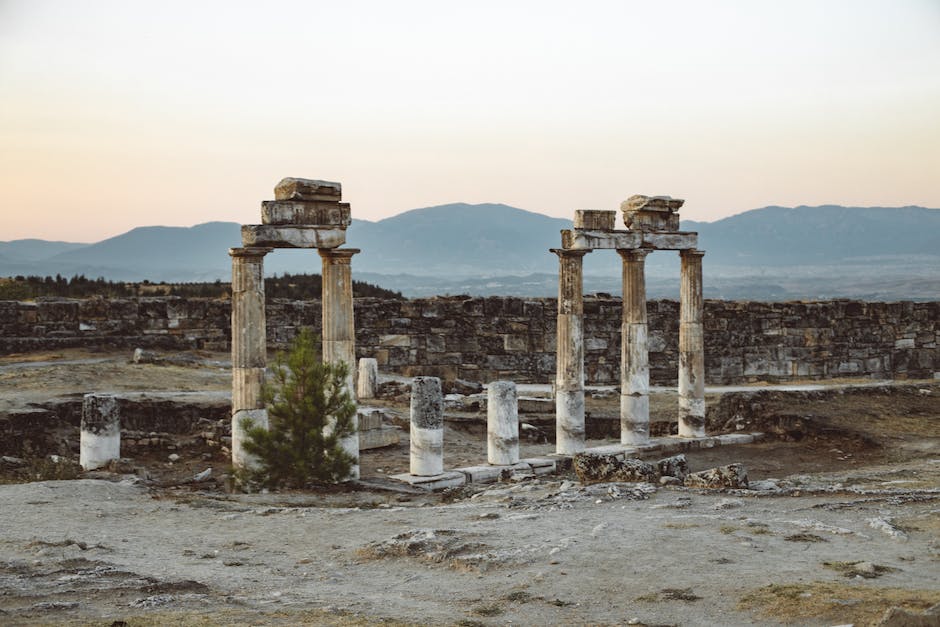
678 249 706 437
487 381 519 465
320 248 361 479
410 376 443 476
357 357 378 399
229 247 270 469
552 248 588 454
618 249 651 445
80 393 120 470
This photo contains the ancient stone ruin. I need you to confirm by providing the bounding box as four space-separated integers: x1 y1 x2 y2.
553 197 705 455
230 178 359 478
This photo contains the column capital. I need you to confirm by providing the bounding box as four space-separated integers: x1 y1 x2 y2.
616 248 651 261
319 247 360 263
550 248 591 258
680 248 706 259
229 246 272 259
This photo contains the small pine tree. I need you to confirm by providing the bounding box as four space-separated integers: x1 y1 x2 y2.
238 328 356 488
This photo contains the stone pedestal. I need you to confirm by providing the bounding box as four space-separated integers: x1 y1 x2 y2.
487 381 519 465
619 249 650 445
229 247 270 469
320 248 360 478
80 394 120 470
679 249 706 437
553 249 588 454
357 358 378 400
410 376 444 476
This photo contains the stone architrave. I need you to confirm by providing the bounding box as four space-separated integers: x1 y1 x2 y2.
487 381 519 465
410 376 444 476
678 249 706 437
229 247 271 469
80 393 120 470
618 249 651 445
320 248 360 479
357 357 378 399
552 248 589 454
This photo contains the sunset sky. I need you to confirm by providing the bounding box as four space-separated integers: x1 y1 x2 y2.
1 0 938 242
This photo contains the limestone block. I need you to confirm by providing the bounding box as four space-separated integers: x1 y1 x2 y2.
620 195 684 232
684 463 749 489
656 454 689 481
561 229 698 251
572 453 657 484
274 177 341 201
261 201 351 227
359 426 400 450
573 210 616 231
241 225 346 249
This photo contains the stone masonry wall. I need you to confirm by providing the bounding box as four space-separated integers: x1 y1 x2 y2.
1 296 937 384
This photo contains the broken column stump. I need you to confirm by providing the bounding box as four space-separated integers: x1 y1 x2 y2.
410 376 444 476
80 394 120 470
357 358 378 400
487 381 519 465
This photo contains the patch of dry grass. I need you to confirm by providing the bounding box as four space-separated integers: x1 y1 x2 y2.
739 581 939 626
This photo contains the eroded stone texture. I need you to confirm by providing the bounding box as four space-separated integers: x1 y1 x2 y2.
241 225 346 249
573 210 616 231
619 249 650 445
357 358 378 399
410 376 443 476
274 177 341 202
553 249 589 455
80 394 120 470
679 249 706 437
487 380 519 465
620 195 684 232
657 454 689 482
321 248 360 479
261 201 351 227
229 248 270 470
684 463 749 489
572 453 657 484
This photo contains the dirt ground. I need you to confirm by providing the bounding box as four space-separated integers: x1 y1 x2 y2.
1 350 938 626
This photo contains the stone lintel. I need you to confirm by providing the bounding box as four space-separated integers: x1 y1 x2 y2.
561 230 697 251
274 177 341 202
241 225 346 249
261 200 351 227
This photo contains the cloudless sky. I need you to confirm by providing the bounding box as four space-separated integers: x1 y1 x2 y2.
1 0 939 242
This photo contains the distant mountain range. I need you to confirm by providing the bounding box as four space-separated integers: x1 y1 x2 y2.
2 204 938 300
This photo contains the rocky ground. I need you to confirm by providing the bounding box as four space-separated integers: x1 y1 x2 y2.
0 349 938 626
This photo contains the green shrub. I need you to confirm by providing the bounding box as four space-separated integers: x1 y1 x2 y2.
237 329 356 488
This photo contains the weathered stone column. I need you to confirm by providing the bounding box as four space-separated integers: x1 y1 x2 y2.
229 247 270 469
320 247 361 479
357 357 378 399
678 249 706 437
80 393 120 470
619 249 651 445
410 376 444 476
487 381 519 465
553 248 589 454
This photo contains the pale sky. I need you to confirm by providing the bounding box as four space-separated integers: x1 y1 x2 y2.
1 0 939 242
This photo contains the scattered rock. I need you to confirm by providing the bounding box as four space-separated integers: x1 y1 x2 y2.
822 560 898 579
1 456 26 469
877 605 940 627
168 454 180 463
684 464 749 489
442 379 483 395
193 468 212 482
573 453 657 484
656 454 689 482
868 517 909 541
132 348 160 364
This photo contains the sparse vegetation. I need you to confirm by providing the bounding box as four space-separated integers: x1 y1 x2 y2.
236 328 357 489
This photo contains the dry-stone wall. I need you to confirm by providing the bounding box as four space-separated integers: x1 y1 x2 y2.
1 296 937 384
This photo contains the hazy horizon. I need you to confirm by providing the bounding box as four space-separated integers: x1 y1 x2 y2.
2 0 939 242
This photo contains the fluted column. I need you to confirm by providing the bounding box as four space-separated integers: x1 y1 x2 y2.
320 247 360 479
230 247 271 469
619 249 650 445
553 248 589 454
678 249 706 437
